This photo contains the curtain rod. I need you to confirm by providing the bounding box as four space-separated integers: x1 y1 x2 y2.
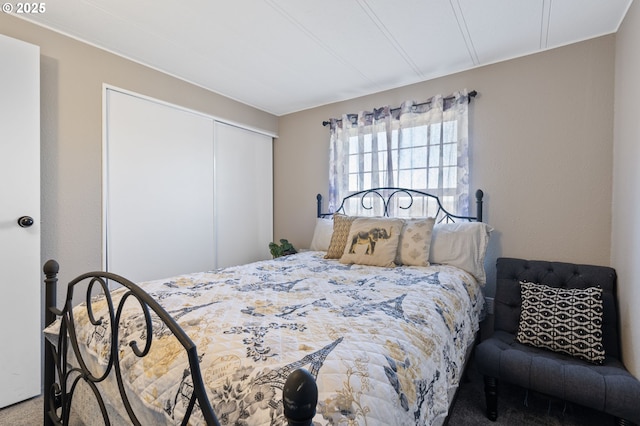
322 90 477 127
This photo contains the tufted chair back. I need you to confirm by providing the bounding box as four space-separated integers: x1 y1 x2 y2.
494 257 620 360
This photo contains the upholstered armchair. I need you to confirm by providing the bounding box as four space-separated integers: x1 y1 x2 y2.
475 258 640 425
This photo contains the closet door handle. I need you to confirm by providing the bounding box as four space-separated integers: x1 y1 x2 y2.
17 216 34 228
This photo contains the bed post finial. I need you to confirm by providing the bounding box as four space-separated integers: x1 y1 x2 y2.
283 368 318 426
44 259 59 275
475 189 484 222
317 193 323 218
43 259 59 426
43 259 59 325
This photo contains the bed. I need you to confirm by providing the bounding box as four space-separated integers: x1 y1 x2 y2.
43 187 491 425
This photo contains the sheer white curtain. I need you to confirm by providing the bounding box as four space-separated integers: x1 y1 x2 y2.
328 90 470 216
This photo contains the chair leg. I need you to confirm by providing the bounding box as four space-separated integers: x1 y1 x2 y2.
484 375 498 421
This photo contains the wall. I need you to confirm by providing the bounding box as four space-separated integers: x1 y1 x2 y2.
0 14 278 293
275 35 615 298
613 0 640 376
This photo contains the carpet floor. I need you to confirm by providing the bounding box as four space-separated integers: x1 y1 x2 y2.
446 358 616 425
0 359 618 425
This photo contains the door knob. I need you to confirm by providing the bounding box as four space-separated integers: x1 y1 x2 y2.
17 216 34 228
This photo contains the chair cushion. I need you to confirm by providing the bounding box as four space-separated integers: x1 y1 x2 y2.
476 331 640 423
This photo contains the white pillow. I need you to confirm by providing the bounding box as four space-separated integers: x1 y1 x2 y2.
429 222 493 284
395 217 436 266
309 218 334 251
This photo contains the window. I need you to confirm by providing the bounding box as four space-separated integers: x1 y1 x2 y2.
328 91 471 217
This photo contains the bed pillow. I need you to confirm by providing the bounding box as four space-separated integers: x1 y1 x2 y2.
429 221 492 284
309 218 333 251
339 217 404 267
395 217 436 266
325 214 357 259
516 281 605 364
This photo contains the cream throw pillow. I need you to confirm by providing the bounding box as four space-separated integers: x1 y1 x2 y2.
339 218 404 267
395 217 436 266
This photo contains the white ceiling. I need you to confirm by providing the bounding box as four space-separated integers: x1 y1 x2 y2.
19 0 632 116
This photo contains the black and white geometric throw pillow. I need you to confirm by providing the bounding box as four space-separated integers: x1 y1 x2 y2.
516 281 605 364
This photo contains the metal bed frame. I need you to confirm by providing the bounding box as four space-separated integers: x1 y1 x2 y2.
43 187 485 426
317 187 484 221
43 264 220 425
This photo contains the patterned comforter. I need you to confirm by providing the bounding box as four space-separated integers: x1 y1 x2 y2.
62 251 484 425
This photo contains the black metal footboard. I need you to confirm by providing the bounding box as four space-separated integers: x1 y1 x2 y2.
43 261 318 426
43 260 220 426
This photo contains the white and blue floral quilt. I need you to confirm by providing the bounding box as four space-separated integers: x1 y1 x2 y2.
66 251 483 425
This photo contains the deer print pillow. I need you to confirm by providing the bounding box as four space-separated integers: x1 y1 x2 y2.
339 217 404 267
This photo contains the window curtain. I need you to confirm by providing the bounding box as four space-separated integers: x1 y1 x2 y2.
328 89 470 216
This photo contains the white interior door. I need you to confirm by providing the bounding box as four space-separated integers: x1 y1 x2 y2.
214 122 273 268
105 89 215 282
0 34 41 408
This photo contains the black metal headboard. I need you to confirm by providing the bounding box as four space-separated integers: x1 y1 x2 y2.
317 187 484 222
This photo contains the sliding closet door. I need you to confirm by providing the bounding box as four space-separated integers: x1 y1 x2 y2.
214 122 273 268
105 89 215 282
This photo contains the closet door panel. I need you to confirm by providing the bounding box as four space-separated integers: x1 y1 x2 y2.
105 90 215 282
214 122 273 268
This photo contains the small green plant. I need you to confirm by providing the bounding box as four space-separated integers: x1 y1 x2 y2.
269 239 297 258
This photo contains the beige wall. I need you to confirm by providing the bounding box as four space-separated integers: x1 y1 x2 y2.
613 0 640 376
0 14 278 290
276 35 615 298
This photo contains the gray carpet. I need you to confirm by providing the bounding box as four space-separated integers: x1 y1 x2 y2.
0 361 617 425
0 394 42 425
447 358 617 425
